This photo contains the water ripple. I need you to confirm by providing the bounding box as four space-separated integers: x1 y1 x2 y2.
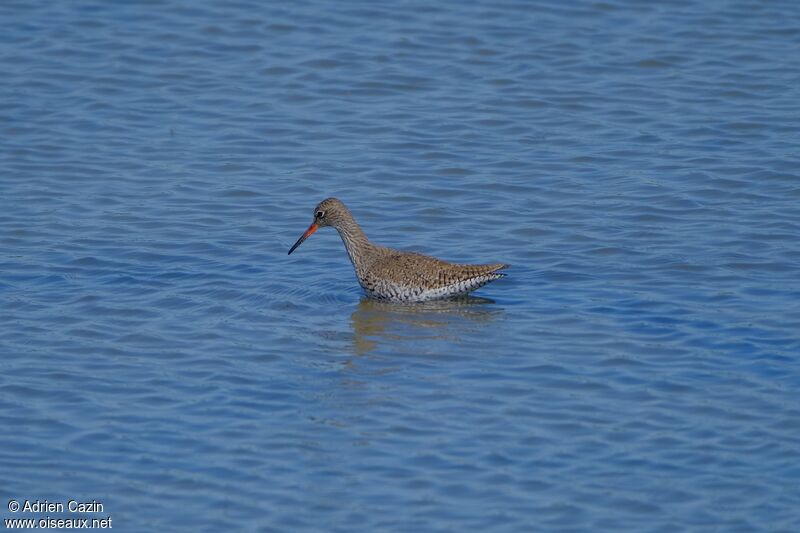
2 0 800 531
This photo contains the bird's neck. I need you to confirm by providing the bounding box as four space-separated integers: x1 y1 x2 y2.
336 220 376 278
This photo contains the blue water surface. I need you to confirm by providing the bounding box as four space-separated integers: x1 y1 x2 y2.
2 0 800 531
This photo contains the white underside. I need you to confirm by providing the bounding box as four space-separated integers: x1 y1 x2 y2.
364 274 502 303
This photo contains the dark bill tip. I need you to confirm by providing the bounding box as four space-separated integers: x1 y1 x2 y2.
287 223 318 255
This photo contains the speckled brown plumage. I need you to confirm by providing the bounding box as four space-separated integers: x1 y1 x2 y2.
288 198 508 302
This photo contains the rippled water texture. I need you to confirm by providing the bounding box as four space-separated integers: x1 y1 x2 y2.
2 0 800 531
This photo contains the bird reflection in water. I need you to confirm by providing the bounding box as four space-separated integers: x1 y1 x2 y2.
350 296 502 355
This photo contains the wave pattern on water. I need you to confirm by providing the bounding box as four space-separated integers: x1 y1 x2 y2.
2 0 800 531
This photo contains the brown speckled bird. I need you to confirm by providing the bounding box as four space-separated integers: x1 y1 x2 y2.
288 198 508 302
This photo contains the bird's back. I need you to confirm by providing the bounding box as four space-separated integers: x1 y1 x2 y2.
359 249 507 302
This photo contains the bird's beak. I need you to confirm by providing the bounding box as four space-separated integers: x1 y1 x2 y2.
288 223 318 255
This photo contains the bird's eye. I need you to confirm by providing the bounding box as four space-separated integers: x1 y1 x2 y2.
315 210 325 219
